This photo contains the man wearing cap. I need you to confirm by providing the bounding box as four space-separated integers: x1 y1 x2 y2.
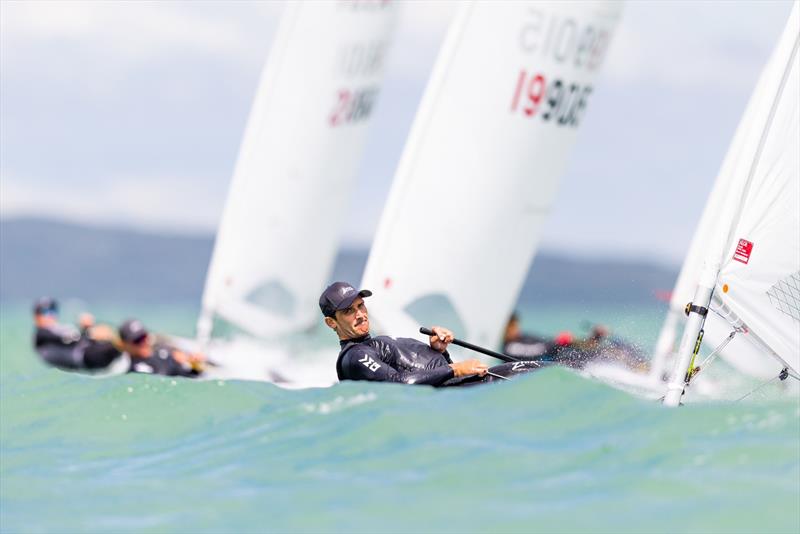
320 282 489 386
502 312 553 359
119 319 205 378
32 297 121 371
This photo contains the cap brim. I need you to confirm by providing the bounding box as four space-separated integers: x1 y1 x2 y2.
122 333 149 343
335 288 372 311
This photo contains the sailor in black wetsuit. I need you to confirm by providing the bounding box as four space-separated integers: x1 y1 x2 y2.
501 311 604 367
119 319 204 378
32 297 121 371
320 282 540 386
501 312 648 371
501 312 554 360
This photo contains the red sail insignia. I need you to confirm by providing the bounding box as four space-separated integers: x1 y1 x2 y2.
733 239 754 264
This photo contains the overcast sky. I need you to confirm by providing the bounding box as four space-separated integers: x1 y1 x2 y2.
1 0 796 266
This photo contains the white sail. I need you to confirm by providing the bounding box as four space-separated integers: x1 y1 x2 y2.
660 2 799 382
361 1 623 348
713 6 799 376
198 1 397 341
650 73 776 379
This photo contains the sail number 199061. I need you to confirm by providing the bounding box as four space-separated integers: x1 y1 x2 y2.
509 8 612 127
509 71 591 127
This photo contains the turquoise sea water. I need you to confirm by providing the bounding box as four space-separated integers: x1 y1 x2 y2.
1 303 798 533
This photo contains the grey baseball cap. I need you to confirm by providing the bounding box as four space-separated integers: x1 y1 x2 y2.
119 319 149 344
33 297 58 315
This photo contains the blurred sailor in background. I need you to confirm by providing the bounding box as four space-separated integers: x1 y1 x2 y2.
32 297 121 371
501 312 647 371
119 319 206 378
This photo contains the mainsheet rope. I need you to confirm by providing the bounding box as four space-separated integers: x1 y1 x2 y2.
687 323 800 401
735 368 795 402
701 307 800 384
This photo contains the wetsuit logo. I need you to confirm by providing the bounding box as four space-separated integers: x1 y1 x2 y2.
133 362 154 374
358 355 381 372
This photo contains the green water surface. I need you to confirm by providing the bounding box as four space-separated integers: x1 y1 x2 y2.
1 303 798 533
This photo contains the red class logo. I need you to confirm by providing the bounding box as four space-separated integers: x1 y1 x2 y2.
733 239 754 264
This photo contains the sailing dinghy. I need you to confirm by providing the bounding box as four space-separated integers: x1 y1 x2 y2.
196 1 397 385
662 2 799 406
360 1 623 353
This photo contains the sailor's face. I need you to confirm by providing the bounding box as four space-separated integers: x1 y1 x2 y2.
333 297 369 339
125 335 153 358
505 319 520 341
35 312 57 328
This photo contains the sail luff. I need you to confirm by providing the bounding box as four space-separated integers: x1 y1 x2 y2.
650 307 680 381
719 31 799 266
360 3 474 320
199 3 300 341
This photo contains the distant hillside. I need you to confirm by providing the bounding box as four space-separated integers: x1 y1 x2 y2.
1 218 212 305
0 218 677 306
519 254 677 305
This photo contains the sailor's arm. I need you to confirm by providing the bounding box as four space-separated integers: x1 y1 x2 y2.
341 347 454 386
426 326 487 377
169 348 206 375
449 359 488 377
428 326 454 353
171 348 205 366
37 326 80 346
84 324 117 342
162 352 201 377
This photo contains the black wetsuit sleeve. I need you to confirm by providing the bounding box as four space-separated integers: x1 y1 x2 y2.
441 350 453 365
34 327 83 370
171 365 199 378
129 345 200 378
35 327 79 348
341 346 454 386
81 341 120 369
173 354 202 377
163 350 200 378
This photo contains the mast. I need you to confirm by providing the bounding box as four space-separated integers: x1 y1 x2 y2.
650 308 680 382
663 262 718 406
